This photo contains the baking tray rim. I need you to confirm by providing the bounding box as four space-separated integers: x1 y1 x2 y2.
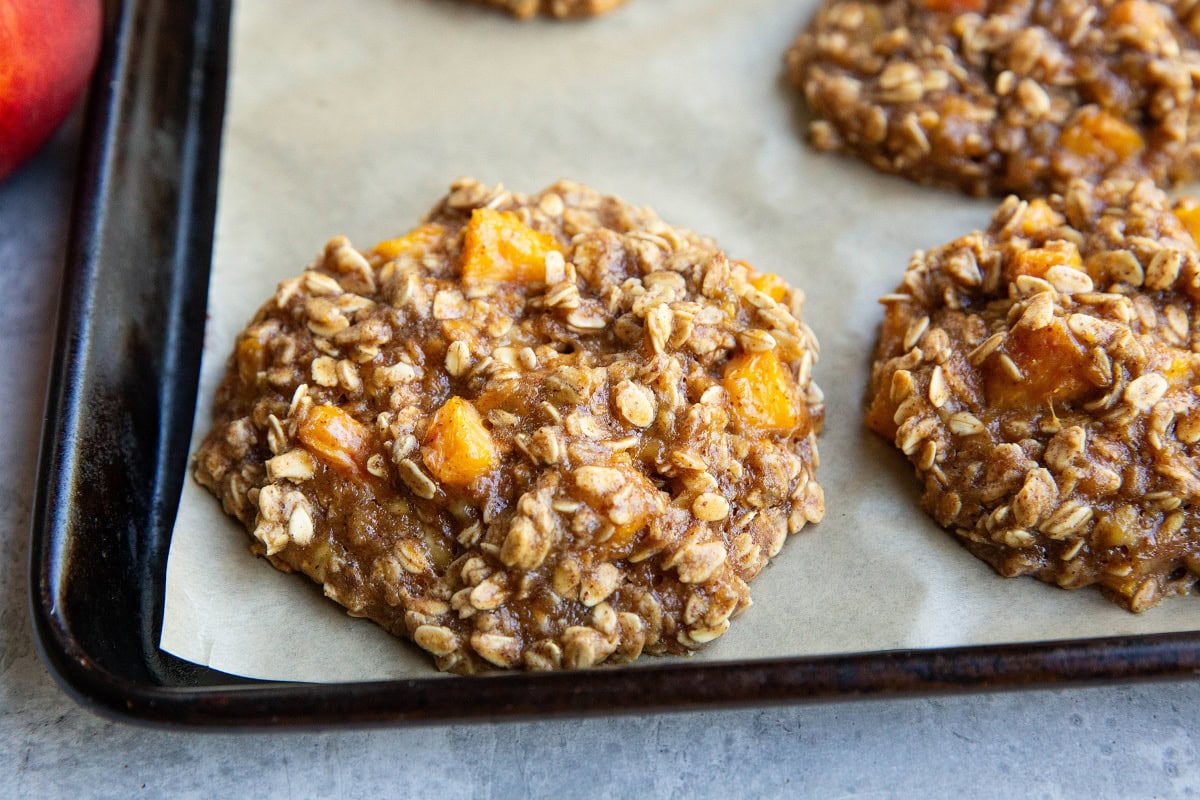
28 0 1200 729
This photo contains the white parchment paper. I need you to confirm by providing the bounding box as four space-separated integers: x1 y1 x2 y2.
162 0 1200 682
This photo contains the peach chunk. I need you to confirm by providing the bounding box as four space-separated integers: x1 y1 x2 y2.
1018 199 1065 237
460 208 560 286
572 463 664 550
1007 240 1082 282
923 0 985 12
736 261 790 302
864 391 899 441
422 396 498 487
608 471 662 545
1174 203 1200 245
373 223 443 260
723 350 808 434
298 405 375 478
985 320 1094 409
1060 108 1145 163
236 334 268 385
749 271 790 302
1152 347 1198 386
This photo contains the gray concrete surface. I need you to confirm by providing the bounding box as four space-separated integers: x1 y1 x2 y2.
3 118 1199 800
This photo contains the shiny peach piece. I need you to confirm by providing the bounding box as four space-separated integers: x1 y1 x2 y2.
374 223 444 260
1018 199 1065 237
749 271 790 302
1007 240 1082 281
461 208 560 286
236 335 268 385
723 350 807 434
608 475 660 544
422 397 498 487
986 321 1093 409
298 405 374 478
1060 109 1144 163
1174 204 1200 245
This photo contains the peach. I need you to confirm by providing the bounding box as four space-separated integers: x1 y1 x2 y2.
0 0 102 179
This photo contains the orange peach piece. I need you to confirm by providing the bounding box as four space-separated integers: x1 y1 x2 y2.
864 390 899 441
986 321 1093 409
604 467 662 545
569 461 662 550
1060 109 1144 162
1018 199 1065 237
298 405 375 478
373 223 444 260
236 335 268 385
749 271 790 302
1154 348 1198 386
608 474 660 544
735 261 790 302
1007 240 1082 281
460 208 560 286
723 350 807 434
1174 204 1200 245
422 396 498 487
865 306 916 440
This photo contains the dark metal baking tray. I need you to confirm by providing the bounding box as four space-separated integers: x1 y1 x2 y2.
29 0 1200 728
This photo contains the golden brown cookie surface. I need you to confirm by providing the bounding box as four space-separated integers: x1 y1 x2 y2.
195 179 824 672
788 1 1200 196
867 178 1200 610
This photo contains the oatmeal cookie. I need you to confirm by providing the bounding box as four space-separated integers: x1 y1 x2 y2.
194 178 825 672
866 178 1200 611
787 1 1200 197
467 0 625 18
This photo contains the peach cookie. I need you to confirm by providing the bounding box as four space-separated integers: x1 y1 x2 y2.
467 0 625 18
787 1 1200 197
194 178 825 673
867 178 1200 611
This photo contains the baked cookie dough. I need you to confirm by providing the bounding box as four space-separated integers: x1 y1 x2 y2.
787 0 1200 196
467 0 625 18
195 178 825 673
866 178 1200 611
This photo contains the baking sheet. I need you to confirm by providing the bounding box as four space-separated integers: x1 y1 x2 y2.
162 0 1200 683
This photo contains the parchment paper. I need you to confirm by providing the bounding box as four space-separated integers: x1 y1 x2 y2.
162 0 1200 683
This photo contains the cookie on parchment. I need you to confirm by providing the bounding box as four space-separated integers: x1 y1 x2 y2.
867 178 1200 610
787 0 1200 196
194 178 825 672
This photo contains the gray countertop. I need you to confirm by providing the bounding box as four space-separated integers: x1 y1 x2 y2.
3 117 1199 800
